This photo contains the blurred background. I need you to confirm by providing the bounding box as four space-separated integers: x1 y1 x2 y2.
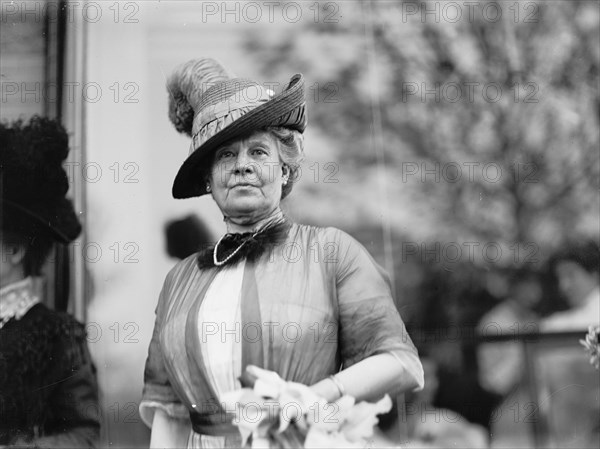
1 0 598 447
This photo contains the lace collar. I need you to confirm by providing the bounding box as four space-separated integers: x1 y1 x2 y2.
0 277 40 329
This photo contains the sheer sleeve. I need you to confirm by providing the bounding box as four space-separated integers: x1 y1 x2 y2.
139 270 189 427
334 229 424 391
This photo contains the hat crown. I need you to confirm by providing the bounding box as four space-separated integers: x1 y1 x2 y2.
198 78 266 109
191 78 274 139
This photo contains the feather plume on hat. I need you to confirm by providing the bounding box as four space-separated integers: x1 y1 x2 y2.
167 58 234 136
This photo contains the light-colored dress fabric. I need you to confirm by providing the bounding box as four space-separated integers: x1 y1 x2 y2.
190 261 245 448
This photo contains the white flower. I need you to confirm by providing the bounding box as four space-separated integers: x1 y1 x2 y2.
580 325 600 370
224 365 394 448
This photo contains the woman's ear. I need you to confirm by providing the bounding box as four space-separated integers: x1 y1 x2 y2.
3 243 25 266
281 164 290 184
203 173 213 193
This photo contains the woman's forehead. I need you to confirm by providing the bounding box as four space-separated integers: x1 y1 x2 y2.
218 130 277 150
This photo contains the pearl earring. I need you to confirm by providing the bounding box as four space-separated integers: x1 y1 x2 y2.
282 165 289 185
206 183 211 193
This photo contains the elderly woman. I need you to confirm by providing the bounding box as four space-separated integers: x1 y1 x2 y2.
140 58 424 448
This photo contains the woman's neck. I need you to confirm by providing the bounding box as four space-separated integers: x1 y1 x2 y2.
0 269 26 290
224 208 284 234
0 275 31 296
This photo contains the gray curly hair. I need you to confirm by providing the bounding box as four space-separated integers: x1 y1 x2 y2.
266 126 304 199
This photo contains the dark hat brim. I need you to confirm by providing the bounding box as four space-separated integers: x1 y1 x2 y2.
172 74 307 199
0 198 81 244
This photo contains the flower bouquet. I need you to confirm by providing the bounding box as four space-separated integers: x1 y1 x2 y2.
221 365 393 448
580 325 600 370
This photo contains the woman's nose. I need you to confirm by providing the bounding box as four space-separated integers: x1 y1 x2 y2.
233 152 256 175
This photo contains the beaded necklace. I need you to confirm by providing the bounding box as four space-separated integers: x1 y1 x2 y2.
213 229 261 267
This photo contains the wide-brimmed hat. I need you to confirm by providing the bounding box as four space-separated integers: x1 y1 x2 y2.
0 116 81 243
167 58 307 199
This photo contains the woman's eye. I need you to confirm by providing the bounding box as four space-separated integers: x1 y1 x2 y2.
217 151 234 160
252 148 268 156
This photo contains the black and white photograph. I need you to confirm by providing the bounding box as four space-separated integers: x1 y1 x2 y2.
1 1 599 448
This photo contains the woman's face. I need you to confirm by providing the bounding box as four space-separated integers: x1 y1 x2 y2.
0 235 24 288
208 131 286 223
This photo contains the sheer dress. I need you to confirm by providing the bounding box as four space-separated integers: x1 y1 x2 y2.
140 224 423 447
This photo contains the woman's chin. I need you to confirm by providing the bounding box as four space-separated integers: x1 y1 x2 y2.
224 199 269 217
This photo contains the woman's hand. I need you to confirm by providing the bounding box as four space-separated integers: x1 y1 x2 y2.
238 367 259 388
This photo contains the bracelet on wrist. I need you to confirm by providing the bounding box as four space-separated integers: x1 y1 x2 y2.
328 374 346 399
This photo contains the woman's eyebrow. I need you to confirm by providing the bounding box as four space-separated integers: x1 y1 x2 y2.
246 139 271 147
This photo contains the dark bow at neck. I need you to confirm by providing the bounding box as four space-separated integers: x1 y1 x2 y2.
197 220 292 269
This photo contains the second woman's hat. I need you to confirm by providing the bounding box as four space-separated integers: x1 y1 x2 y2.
0 116 81 243
167 58 307 199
